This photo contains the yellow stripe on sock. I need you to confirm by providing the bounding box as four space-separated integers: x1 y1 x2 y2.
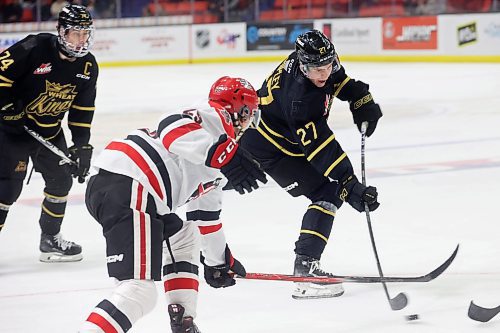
300 229 328 243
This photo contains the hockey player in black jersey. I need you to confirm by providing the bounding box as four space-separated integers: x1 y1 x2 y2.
0 4 98 262
239 29 383 299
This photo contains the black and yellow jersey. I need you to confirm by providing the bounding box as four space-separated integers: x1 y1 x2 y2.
256 51 356 180
0 33 98 145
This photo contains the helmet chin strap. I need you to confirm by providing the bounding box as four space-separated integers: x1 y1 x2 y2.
56 38 74 59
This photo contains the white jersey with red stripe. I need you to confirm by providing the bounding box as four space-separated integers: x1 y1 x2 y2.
92 101 234 215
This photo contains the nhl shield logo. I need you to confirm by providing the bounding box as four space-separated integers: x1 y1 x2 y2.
196 30 210 49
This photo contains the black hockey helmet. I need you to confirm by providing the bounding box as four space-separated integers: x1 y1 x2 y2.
295 29 336 68
57 4 94 58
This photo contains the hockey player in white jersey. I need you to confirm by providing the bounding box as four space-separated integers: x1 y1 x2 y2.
79 76 267 333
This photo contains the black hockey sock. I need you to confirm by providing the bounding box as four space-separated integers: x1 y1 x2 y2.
39 198 67 235
294 203 335 259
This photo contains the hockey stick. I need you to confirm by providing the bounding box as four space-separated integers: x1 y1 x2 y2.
239 244 459 284
360 122 408 311
468 301 500 322
24 126 76 166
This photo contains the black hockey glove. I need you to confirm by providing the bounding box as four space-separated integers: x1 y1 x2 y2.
1 101 25 132
338 175 379 213
351 99 383 138
69 144 93 183
206 134 267 194
202 245 246 288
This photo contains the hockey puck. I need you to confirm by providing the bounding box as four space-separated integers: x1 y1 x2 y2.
405 314 419 321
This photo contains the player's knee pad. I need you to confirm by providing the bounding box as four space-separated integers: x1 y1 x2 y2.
111 279 158 320
0 178 24 204
43 175 73 197
310 200 338 215
303 200 337 231
164 221 200 265
160 213 183 239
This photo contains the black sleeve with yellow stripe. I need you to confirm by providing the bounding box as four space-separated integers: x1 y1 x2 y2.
68 99 95 146
332 65 377 115
288 106 354 182
68 62 98 146
0 35 32 115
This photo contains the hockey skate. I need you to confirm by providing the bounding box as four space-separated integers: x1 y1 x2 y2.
292 254 344 300
168 304 201 333
39 233 83 262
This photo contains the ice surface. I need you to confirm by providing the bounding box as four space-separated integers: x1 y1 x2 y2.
1 61 499 332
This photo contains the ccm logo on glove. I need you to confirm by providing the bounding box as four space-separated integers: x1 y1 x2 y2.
208 136 237 169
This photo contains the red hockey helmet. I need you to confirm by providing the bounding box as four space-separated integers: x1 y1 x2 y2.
209 76 260 136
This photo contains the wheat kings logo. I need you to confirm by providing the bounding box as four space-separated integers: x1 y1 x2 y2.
26 80 77 117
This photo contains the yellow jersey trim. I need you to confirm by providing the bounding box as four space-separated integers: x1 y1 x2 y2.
68 121 91 128
307 134 335 162
71 105 95 111
333 77 351 98
260 119 298 145
324 153 347 177
27 114 60 128
0 75 14 84
256 126 304 157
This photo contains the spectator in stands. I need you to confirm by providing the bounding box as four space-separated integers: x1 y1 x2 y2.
84 0 96 18
39 0 52 21
209 0 225 22
415 0 445 14
235 0 254 21
51 0 69 20
144 1 166 17
2 0 23 23
95 0 115 18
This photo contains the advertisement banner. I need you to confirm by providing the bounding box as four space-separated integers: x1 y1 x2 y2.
192 23 246 58
92 25 189 62
315 18 381 55
246 22 313 51
439 13 500 55
383 16 438 50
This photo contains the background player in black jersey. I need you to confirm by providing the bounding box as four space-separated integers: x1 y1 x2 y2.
239 29 383 299
0 4 98 262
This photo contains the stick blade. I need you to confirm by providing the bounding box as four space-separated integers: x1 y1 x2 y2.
420 244 459 282
390 292 408 311
468 301 500 322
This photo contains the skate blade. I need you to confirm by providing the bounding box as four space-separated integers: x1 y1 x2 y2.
39 252 83 263
292 282 345 300
292 290 345 300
